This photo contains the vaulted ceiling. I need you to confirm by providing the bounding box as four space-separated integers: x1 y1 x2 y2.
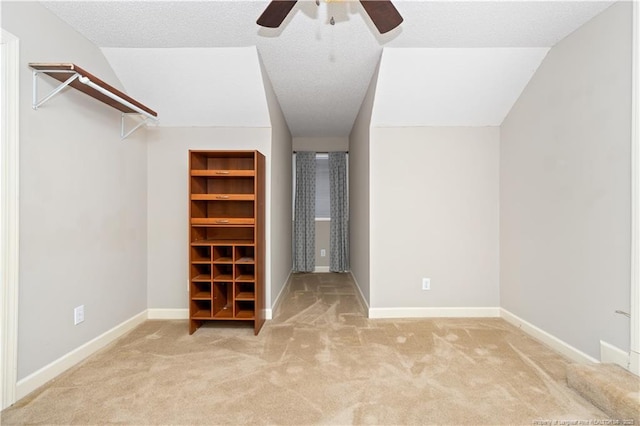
42 1 615 137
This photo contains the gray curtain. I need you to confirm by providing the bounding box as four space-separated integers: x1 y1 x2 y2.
293 152 316 272
329 152 349 272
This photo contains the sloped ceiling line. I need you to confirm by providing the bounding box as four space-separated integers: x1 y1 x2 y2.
42 1 614 136
372 47 551 128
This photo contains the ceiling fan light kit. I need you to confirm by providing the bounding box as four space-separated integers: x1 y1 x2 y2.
257 0 403 34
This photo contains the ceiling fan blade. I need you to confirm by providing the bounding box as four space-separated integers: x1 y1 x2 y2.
257 0 298 28
360 0 403 34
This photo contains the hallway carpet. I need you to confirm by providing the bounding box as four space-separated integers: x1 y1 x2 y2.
2 273 610 425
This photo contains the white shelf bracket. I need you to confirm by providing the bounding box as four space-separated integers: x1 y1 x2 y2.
32 70 79 110
121 113 154 140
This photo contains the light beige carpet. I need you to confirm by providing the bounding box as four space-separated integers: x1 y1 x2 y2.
1 273 612 425
567 363 640 422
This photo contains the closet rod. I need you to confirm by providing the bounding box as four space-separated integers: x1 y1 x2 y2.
77 76 157 121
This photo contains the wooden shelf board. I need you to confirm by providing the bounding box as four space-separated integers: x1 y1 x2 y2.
192 292 211 299
235 257 255 264
235 292 255 301
191 194 255 201
236 275 255 282
213 274 233 282
192 274 212 282
192 310 212 319
197 316 252 321
191 170 255 177
191 218 255 225
190 151 256 158
29 63 157 117
213 309 234 319
235 310 254 319
190 150 256 158
213 257 233 263
192 239 255 246
191 260 210 264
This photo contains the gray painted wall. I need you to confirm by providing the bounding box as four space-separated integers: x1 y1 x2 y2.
500 2 632 358
315 221 330 269
261 58 293 307
293 137 348 152
3 2 148 380
370 127 500 309
348 64 378 306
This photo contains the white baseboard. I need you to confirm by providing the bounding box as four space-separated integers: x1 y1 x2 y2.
314 266 330 273
600 340 630 369
266 271 292 320
147 308 188 320
631 350 640 376
348 272 370 316
369 306 500 319
500 308 598 364
16 310 147 401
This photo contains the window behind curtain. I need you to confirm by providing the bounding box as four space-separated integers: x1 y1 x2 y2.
292 153 334 220
315 154 330 219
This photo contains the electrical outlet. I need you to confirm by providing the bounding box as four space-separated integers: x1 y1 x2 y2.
422 278 431 291
74 305 85 325
320 249 326 257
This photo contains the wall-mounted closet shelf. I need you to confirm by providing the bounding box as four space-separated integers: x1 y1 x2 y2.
29 63 158 139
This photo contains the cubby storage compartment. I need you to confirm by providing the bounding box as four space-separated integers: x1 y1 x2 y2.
213 283 233 318
190 246 211 263
191 282 211 299
235 282 255 301
191 299 212 319
213 246 233 263
213 264 233 281
235 246 255 263
191 264 211 281
189 150 265 335
235 264 255 282
235 301 255 319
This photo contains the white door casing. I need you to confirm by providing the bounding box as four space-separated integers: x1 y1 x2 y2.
1 28 20 409
630 0 640 376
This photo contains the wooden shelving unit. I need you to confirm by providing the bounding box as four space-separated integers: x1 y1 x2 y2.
188 151 265 335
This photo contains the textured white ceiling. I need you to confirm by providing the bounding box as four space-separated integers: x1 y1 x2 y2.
41 0 616 136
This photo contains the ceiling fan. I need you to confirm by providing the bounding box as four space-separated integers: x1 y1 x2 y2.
257 0 403 34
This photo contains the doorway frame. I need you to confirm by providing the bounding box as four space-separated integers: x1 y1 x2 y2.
1 28 20 409
630 0 639 376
